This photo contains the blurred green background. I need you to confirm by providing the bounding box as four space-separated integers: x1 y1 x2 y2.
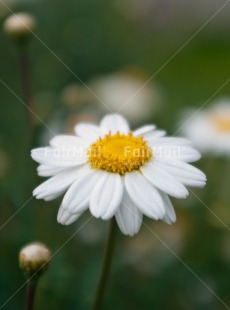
1 0 230 309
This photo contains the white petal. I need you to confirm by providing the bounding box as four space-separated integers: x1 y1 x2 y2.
65 214 81 225
90 173 123 220
100 114 129 135
124 171 165 219
50 135 89 148
57 207 82 225
144 130 166 140
156 159 206 178
149 137 192 146
133 125 156 137
174 177 206 188
115 189 142 236
155 160 206 188
37 165 64 177
44 194 61 201
177 148 201 163
160 192 176 224
62 168 103 214
33 166 88 199
31 147 87 167
141 162 189 198
152 145 201 163
74 123 101 142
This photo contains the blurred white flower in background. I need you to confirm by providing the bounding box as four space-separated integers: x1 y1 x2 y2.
38 82 102 146
61 84 91 109
89 69 162 125
181 98 230 156
39 111 100 146
42 68 162 145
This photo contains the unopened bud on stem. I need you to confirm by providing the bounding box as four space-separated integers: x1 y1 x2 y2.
4 13 36 44
19 242 51 278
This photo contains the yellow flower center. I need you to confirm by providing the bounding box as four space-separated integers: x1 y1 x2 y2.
213 116 230 132
87 132 153 175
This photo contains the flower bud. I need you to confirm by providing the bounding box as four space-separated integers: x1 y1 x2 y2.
4 13 36 44
19 242 51 278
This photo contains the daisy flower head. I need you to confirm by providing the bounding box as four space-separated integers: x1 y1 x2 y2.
181 99 230 156
31 114 206 236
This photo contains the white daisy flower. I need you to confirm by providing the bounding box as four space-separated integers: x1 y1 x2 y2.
89 70 161 124
181 99 230 156
31 114 206 236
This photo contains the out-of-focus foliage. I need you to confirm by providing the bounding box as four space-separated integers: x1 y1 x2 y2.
1 0 230 309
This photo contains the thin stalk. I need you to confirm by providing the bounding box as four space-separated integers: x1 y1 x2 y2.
92 218 117 310
25 279 37 310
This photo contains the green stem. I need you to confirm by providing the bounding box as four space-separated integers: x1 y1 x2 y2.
25 279 37 310
92 218 117 310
